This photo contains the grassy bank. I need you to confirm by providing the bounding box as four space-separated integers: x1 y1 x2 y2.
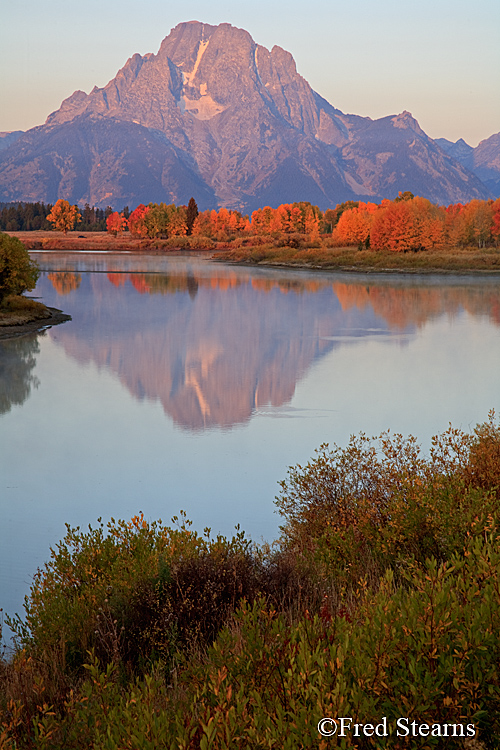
1 415 500 748
216 242 500 274
0 295 52 327
6 231 217 253
0 296 71 340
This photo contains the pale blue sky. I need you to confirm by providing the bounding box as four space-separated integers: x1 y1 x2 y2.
1 0 499 146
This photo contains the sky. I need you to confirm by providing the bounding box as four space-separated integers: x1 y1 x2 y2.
1 0 499 147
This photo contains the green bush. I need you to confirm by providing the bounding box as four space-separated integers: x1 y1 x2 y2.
0 232 40 303
176 522 500 748
7 514 258 675
29 523 499 748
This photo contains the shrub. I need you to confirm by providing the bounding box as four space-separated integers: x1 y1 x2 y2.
177 524 500 748
0 233 40 303
3 416 500 749
275 416 500 584
7 514 259 676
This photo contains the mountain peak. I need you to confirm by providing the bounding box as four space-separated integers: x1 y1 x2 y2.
0 22 494 207
391 111 424 134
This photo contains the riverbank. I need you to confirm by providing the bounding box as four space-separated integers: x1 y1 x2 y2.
6 230 216 252
215 243 500 274
0 297 71 340
6 230 500 273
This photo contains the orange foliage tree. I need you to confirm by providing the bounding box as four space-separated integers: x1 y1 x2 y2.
106 212 128 237
460 200 494 248
492 198 500 245
128 205 150 238
370 197 445 252
250 202 321 236
46 199 82 234
370 200 416 252
335 202 378 247
191 208 247 238
445 200 496 247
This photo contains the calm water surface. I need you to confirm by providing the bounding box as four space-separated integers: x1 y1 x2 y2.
1 252 500 633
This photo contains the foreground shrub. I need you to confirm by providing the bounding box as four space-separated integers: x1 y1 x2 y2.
177 522 500 748
275 413 500 583
15 523 499 749
6 514 260 677
0 233 40 303
3 414 500 748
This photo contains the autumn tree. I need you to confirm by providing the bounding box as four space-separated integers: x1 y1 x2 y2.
143 203 187 239
445 203 466 246
0 232 40 303
370 200 417 252
106 212 128 237
169 205 188 236
492 198 500 245
191 210 214 238
46 199 82 234
369 196 447 252
410 196 446 250
304 205 320 238
335 202 378 247
128 205 150 238
461 200 494 248
323 201 359 233
251 206 275 234
394 191 415 202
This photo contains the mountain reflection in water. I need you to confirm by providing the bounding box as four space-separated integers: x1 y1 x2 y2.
36 259 500 432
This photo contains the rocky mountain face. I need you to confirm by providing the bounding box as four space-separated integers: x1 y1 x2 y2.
0 21 494 210
0 131 23 152
437 133 500 198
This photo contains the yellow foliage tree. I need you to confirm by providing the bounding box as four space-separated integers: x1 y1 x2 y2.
46 199 82 234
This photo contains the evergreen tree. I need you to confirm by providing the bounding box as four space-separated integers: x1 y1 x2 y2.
186 197 199 236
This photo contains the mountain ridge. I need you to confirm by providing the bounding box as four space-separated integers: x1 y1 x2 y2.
0 21 495 210
437 133 500 199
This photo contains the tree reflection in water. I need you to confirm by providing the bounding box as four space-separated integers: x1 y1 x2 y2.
0 333 41 415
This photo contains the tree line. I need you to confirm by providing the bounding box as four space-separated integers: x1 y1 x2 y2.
109 194 500 251
0 202 124 232
3 193 500 250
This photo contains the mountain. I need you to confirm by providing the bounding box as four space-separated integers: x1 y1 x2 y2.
0 131 24 152
435 137 474 162
0 21 493 210
436 133 500 198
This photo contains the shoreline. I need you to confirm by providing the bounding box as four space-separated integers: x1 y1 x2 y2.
0 307 72 341
6 231 500 275
217 257 500 275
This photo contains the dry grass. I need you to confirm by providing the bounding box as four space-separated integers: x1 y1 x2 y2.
6 231 216 252
7 230 147 252
0 295 51 326
216 242 500 273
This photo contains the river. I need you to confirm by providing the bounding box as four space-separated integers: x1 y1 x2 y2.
1 252 500 639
